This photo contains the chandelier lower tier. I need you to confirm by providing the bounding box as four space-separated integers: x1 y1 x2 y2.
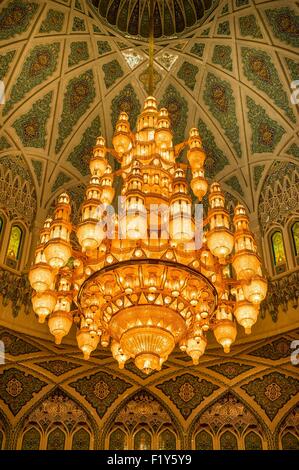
29 96 267 374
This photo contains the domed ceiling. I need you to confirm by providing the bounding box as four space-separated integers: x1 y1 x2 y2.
0 0 298 225
89 0 219 37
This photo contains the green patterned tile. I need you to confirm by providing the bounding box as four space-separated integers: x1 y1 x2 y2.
72 16 86 31
225 175 244 196
217 21 230 35
67 116 101 176
201 28 210 36
31 159 43 185
198 118 229 179
93 24 101 33
102 59 124 89
0 136 11 151
39 9 65 33
221 4 229 15
0 50 16 81
190 43 205 58
70 371 132 418
111 84 141 131
177 61 199 91
285 57 299 81
55 69 95 153
265 7 299 47
0 368 47 416
242 372 299 420
3 43 60 115
12 92 53 148
37 360 80 376
246 96 286 153
208 362 253 379
159 84 188 144
0 0 38 39
203 72 242 158
236 0 249 6
253 164 265 190
97 41 112 55
212 45 232 71
0 331 40 355
248 338 293 361
239 15 263 39
286 143 299 159
241 47 295 123
68 41 89 67
157 373 219 419
51 171 71 193
74 0 82 11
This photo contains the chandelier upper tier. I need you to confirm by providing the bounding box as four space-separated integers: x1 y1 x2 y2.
29 96 267 374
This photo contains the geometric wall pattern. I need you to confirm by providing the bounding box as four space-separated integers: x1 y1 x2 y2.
0 326 298 449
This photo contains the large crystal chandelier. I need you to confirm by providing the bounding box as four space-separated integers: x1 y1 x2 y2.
29 95 267 374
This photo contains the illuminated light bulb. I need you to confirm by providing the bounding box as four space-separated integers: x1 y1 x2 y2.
187 128 206 170
125 212 147 239
186 336 207 365
77 222 104 251
101 332 110 347
207 182 234 258
155 108 173 149
190 175 208 201
44 193 72 268
112 112 132 154
111 340 129 369
44 240 72 269
90 136 107 176
48 311 73 345
214 319 237 353
77 327 99 359
29 263 55 292
234 300 259 334
135 353 161 375
232 204 261 280
243 276 267 304
32 291 57 323
109 306 186 373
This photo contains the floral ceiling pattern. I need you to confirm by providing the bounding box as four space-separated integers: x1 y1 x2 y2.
0 325 298 449
0 0 297 221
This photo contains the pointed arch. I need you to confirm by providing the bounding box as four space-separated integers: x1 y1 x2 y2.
188 391 271 449
102 389 183 450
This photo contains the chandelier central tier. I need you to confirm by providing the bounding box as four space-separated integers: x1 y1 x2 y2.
29 96 267 374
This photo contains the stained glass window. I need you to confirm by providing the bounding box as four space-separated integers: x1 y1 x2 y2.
21 428 41 450
281 432 299 450
72 428 90 450
134 429 151 450
220 430 238 450
109 429 126 450
271 231 286 265
244 431 262 450
159 429 176 450
6 225 23 260
47 428 65 450
291 222 299 256
195 430 213 450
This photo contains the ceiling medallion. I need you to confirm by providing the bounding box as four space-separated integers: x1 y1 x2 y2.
29 96 267 375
